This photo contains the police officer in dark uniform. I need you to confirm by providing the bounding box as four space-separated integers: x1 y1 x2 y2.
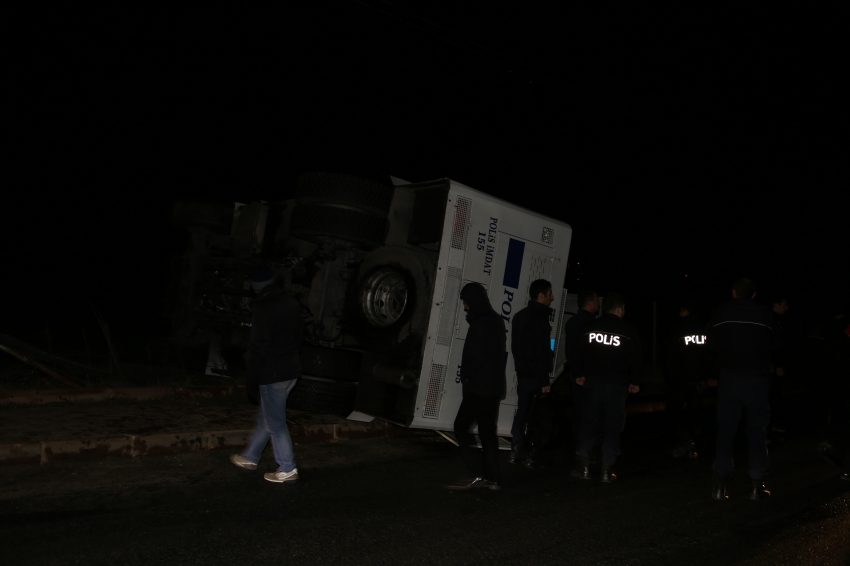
803 306 838 443
768 294 790 435
822 319 850 481
571 292 642 482
707 277 779 500
562 290 600 453
509 279 555 467
666 301 712 458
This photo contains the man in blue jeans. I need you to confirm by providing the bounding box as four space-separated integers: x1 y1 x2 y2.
230 266 303 484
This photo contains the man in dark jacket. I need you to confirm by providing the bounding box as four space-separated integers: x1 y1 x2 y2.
572 292 642 482
823 320 850 481
509 279 555 467
665 301 712 458
832 325 850 481
807 304 846 442
447 282 507 491
768 294 790 435
707 277 780 500
562 290 600 452
229 266 304 484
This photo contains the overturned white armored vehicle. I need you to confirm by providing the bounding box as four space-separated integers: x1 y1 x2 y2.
169 174 572 435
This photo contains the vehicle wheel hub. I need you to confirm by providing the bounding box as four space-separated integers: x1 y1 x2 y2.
361 268 408 327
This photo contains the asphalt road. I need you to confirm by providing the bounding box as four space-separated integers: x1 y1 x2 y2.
1 414 848 566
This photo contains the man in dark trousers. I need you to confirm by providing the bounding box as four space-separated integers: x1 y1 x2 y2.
822 320 850 481
509 279 555 467
707 276 779 500
768 294 790 435
229 266 303 484
563 290 600 453
807 304 846 444
831 325 850 481
447 282 507 491
666 301 712 458
572 292 642 482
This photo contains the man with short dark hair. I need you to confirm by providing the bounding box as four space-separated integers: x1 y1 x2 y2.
447 282 507 491
509 279 555 467
572 292 642 482
707 276 779 500
563 290 600 452
230 266 303 484
665 301 712 458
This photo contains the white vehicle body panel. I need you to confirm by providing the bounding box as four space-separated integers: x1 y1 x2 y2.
409 181 572 436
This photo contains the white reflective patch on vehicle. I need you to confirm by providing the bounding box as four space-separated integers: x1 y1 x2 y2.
587 332 621 346
683 335 706 345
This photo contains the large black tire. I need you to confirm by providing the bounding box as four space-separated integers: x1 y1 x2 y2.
169 200 232 233
287 376 357 416
346 246 435 353
295 173 395 217
299 345 362 382
290 204 387 247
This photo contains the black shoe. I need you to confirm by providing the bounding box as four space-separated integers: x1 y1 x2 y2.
601 467 617 483
571 457 592 480
750 479 771 500
525 450 553 469
509 444 526 465
711 475 729 500
446 477 487 490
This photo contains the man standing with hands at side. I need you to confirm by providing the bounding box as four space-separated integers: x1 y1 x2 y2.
562 290 600 454
708 276 779 500
666 300 712 458
509 279 555 467
447 282 507 491
572 292 642 482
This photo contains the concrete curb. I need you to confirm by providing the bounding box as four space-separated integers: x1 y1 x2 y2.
626 400 666 415
0 420 413 466
0 386 670 467
0 385 244 406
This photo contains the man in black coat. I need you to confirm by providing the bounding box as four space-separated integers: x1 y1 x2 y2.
572 292 642 482
447 282 507 491
229 266 304 484
823 320 850 481
707 277 780 500
562 290 600 452
665 301 713 458
509 279 555 467
766 294 791 435
832 325 850 481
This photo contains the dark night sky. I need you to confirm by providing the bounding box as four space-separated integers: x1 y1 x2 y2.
5 3 848 337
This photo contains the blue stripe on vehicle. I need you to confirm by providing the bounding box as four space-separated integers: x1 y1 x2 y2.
502 238 525 289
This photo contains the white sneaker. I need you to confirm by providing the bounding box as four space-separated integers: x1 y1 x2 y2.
264 468 299 483
230 454 257 470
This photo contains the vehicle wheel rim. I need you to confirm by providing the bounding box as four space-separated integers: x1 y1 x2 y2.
361 268 408 327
